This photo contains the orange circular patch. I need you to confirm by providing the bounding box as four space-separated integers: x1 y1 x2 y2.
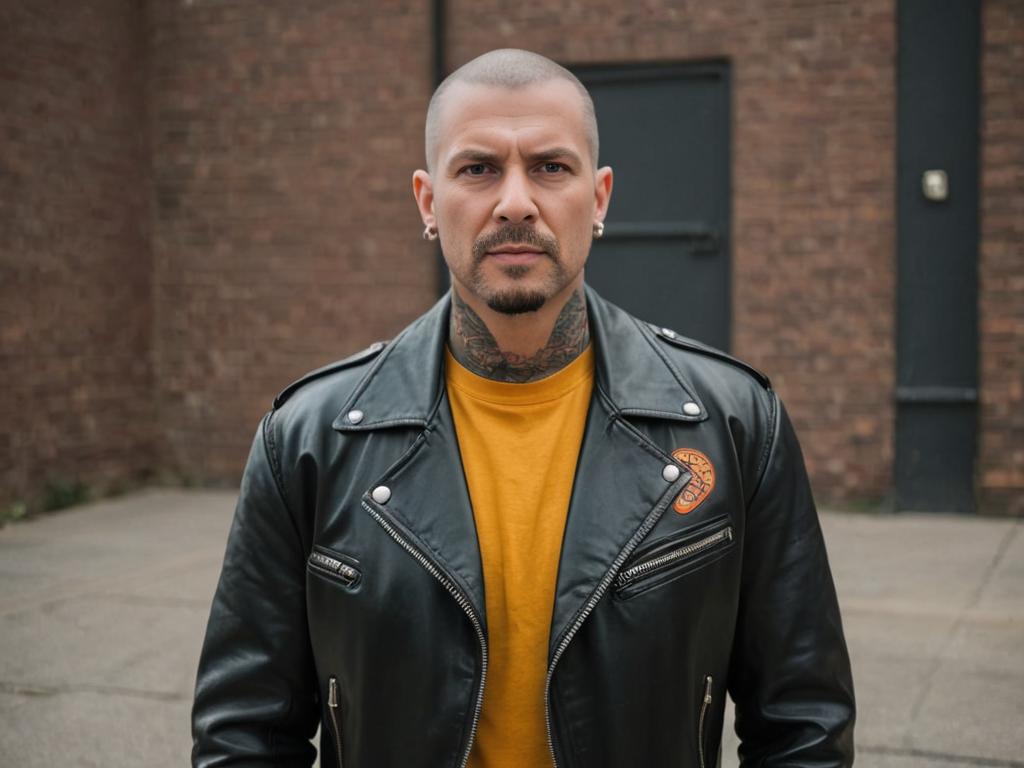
671 448 715 514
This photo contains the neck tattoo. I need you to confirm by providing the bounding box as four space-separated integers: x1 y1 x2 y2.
449 289 590 383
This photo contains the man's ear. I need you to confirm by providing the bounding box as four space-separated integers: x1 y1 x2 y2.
594 166 613 224
412 170 435 228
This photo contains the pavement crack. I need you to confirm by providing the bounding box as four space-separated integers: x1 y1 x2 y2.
860 744 1024 767
0 549 221 617
904 518 1020 735
0 680 188 702
2 591 211 619
96 593 213 608
968 519 1019 606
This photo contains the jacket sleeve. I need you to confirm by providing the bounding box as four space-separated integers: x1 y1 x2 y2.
728 392 856 766
191 412 319 767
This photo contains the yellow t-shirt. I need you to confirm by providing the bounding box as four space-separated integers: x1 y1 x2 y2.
445 345 595 768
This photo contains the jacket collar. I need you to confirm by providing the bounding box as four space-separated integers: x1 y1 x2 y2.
333 284 707 432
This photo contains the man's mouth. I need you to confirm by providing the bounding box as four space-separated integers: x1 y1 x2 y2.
472 224 560 265
486 245 546 255
485 245 547 263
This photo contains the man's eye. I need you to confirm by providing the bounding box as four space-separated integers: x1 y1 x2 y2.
541 162 565 174
463 164 489 176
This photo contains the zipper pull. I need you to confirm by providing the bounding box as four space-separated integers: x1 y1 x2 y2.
703 675 713 704
328 675 339 709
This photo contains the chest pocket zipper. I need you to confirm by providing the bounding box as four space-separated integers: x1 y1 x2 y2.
614 522 734 597
308 548 361 587
328 676 344 768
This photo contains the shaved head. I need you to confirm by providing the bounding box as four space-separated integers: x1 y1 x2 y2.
424 48 599 173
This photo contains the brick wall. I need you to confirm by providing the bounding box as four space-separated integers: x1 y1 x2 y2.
447 0 897 506
979 0 1024 514
0 0 153 511
145 1 437 482
2 0 1019 514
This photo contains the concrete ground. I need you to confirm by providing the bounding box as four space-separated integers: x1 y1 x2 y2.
0 489 1021 767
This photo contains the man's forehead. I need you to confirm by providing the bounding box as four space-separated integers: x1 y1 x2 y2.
436 80 589 150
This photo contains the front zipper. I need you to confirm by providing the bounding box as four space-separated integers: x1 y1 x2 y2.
327 675 344 768
544 470 688 766
615 526 734 590
698 674 713 768
363 501 487 768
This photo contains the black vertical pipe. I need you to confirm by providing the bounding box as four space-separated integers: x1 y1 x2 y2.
432 0 446 88
432 0 449 296
894 0 980 513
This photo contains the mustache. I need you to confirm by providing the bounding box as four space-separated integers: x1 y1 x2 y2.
472 224 560 263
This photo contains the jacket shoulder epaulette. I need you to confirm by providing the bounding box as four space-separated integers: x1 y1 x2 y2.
651 324 772 390
272 341 387 410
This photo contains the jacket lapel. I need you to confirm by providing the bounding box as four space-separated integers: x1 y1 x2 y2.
548 393 692 652
548 289 697 653
333 296 486 628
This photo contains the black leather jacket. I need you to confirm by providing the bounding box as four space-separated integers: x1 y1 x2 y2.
192 286 855 768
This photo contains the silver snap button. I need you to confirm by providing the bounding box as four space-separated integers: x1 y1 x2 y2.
662 464 681 482
371 485 391 504
369 341 384 352
682 402 701 416
347 409 364 424
661 327 677 339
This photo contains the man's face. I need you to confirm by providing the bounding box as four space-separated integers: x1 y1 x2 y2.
413 80 612 315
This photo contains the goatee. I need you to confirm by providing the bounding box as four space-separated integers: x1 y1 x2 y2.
470 223 563 316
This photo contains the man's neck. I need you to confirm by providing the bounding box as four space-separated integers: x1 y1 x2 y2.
448 287 590 383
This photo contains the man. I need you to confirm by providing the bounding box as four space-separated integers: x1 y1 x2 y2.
192 49 855 768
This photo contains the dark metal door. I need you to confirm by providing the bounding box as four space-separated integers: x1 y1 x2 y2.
895 0 980 513
575 63 731 350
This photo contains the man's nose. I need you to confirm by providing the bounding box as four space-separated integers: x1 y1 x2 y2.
493 168 539 224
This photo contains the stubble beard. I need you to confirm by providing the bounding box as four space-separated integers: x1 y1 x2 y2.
467 223 565 316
